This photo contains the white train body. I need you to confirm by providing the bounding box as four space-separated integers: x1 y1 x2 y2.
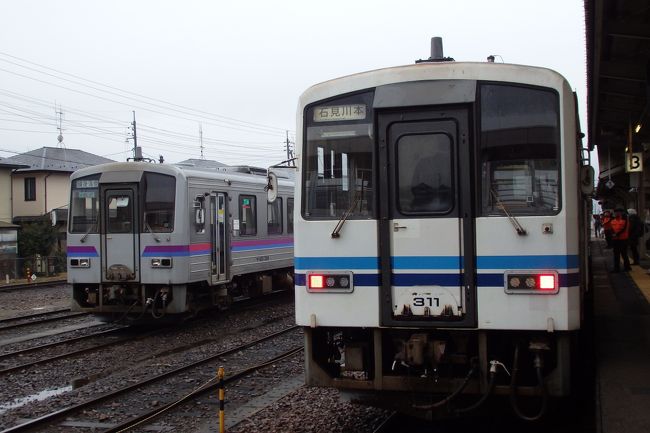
294 61 590 417
67 161 294 320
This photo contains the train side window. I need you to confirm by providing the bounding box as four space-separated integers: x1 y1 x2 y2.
268 197 283 235
287 198 294 234
239 195 257 236
143 172 175 233
193 196 206 234
479 84 560 216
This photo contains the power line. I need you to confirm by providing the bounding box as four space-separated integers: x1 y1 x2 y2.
0 94 286 155
0 52 293 135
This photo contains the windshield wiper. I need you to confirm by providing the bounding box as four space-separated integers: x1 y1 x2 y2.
490 189 527 236
144 220 161 242
331 192 361 239
80 223 96 243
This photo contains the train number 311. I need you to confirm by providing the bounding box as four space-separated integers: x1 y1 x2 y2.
413 297 440 307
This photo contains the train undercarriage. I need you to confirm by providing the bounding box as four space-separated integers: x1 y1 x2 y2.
305 327 579 420
72 268 293 322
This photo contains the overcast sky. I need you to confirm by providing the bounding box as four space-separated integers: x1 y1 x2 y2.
0 0 587 168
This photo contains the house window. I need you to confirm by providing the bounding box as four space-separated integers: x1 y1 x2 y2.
24 177 36 201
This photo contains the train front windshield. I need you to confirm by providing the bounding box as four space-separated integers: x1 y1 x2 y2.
480 84 561 216
70 175 100 233
70 171 176 234
303 92 375 219
302 84 561 220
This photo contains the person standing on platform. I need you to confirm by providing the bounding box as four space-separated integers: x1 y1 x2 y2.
594 214 602 238
627 208 643 265
602 210 613 248
610 208 631 273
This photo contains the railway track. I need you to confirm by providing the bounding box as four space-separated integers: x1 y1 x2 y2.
0 324 302 432
0 326 134 375
0 310 86 333
0 280 68 293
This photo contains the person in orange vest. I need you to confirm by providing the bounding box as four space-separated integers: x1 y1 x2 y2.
601 210 613 248
610 208 631 272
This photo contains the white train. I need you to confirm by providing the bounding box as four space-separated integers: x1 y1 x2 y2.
292 43 593 419
67 159 294 321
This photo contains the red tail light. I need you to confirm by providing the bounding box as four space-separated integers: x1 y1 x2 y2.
538 274 556 290
506 271 558 294
309 274 324 289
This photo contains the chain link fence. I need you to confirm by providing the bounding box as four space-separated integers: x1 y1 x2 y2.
0 255 66 281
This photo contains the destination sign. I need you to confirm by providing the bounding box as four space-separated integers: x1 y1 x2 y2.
313 104 366 122
76 179 99 188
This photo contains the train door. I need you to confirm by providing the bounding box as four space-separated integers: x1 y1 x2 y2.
210 192 229 283
377 109 476 327
101 187 139 282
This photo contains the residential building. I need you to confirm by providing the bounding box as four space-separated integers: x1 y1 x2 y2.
0 147 113 254
1 147 113 223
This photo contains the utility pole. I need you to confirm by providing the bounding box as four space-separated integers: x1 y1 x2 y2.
55 104 65 148
131 111 138 158
125 111 144 161
285 130 295 165
199 123 205 159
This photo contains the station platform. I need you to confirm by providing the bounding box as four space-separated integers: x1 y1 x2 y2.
592 239 650 433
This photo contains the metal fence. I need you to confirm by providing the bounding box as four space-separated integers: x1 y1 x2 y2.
0 255 65 280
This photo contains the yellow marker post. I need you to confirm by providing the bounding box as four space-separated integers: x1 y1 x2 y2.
218 366 225 433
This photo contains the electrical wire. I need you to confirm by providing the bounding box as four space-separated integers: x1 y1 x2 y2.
0 90 291 159
0 64 291 137
0 51 293 134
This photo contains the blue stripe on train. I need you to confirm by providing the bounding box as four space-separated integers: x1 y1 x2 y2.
295 255 580 271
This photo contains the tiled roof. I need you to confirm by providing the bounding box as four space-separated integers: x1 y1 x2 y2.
0 147 114 173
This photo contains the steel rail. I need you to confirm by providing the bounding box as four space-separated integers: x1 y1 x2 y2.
0 308 71 325
0 280 68 292
0 312 87 332
0 324 300 433
104 345 304 433
0 327 138 375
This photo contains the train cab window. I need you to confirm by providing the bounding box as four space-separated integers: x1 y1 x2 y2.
397 133 453 214
287 198 294 234
107 195 133 233
267 197 283 235
239 195 257 236
70 175 100 233
480 84 560 216
303 92 374 220
143 173 175 233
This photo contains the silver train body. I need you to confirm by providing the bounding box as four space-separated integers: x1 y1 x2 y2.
67 161 294 320
294 61 592 418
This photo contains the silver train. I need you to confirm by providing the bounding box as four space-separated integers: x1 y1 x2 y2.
67 159 294 321
293 43 593 420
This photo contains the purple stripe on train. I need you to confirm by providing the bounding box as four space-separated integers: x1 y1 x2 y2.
143 243 211 257
67 246 99 257
232 237 294 252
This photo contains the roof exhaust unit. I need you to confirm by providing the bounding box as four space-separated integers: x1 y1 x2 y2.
416 37 454 63
430 37 444 61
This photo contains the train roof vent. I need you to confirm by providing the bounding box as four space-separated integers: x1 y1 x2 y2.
222 165 268 176
415 37 455 63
